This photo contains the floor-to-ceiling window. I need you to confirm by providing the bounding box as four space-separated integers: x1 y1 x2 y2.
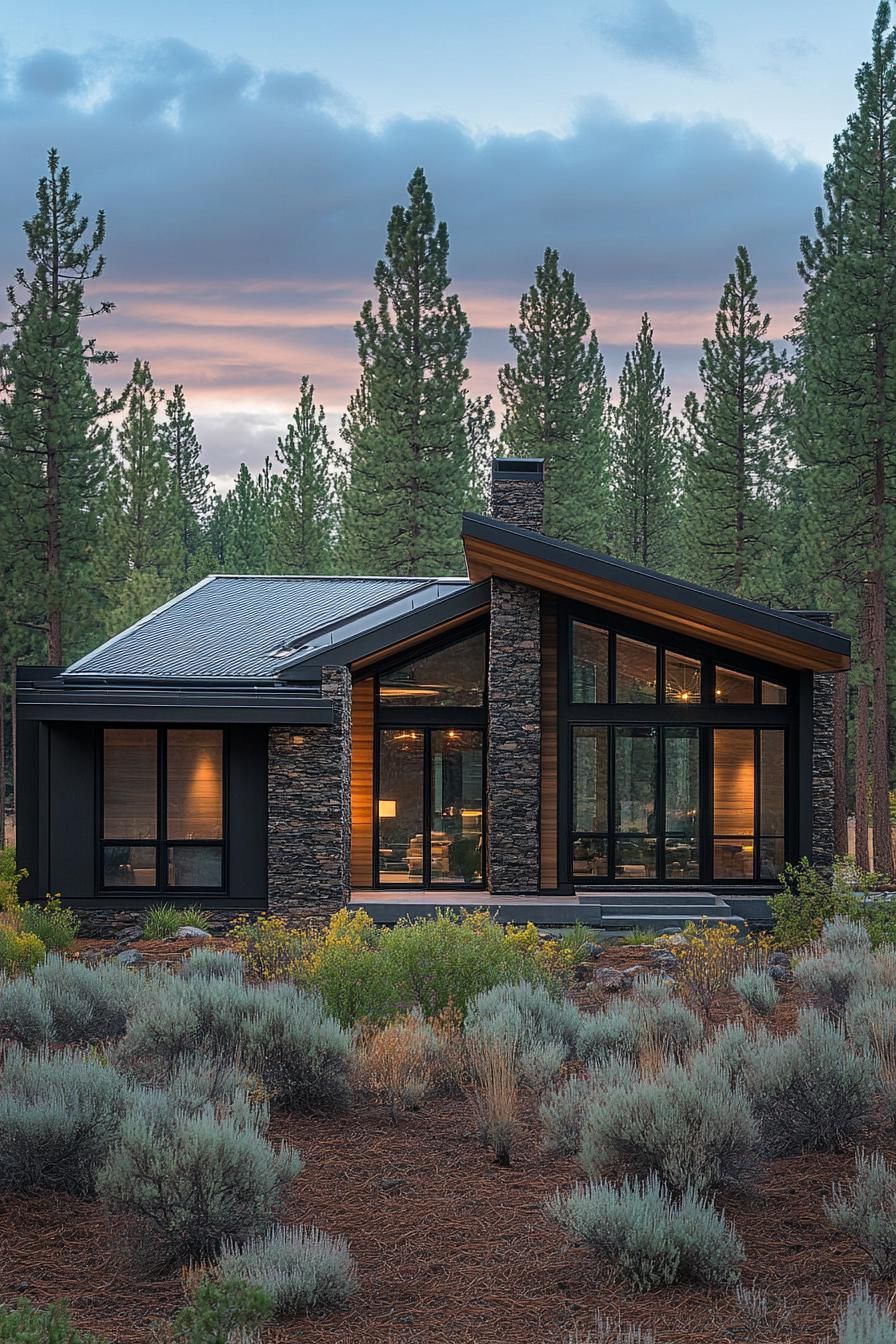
564 609 793 884
375 627 486 887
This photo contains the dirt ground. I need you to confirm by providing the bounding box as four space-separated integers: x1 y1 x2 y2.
0 942 882 1343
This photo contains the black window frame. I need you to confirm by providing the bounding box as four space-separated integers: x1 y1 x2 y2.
372 621 488 890
560 601 798 887
98 725 228 894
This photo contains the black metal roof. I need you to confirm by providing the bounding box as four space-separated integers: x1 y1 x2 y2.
66 575 468 681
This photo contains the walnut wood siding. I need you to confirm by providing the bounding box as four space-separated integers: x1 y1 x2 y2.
540 595 559 890
350 676 375 887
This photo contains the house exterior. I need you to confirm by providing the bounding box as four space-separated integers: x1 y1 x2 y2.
16 459 850 933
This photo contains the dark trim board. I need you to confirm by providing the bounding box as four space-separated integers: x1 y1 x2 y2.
18 686 334 725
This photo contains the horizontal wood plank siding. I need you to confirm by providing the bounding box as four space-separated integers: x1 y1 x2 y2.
350 676 375 888
540 595 559 890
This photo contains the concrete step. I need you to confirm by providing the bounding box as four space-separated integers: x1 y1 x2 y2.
351 899 599 927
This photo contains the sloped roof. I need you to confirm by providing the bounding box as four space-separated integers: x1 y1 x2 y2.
66 575 469 681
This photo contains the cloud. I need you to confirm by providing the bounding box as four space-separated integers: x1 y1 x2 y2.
593 0 711 72
0 40 820 480
17 48 85 98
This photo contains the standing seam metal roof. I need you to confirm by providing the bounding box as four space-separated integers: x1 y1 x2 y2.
65 575 466 680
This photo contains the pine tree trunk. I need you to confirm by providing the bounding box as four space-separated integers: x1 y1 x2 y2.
10 664 16 847
856 675 871 873
47 440 62 664
870 565 893 874
833 669 848 857
0 669 5 849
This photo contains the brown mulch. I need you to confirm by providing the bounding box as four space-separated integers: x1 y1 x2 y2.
1 936 877 1343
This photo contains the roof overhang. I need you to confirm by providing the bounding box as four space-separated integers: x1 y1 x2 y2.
462 514 850 673
17 683 334 725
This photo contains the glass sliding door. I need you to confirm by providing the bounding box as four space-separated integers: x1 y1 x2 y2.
759 729 786 880
664 728 700 880
713 728 756 879
614 727 658 878
571 726 609 878
431 730 483 885
377 730 425 884
377 727 484 887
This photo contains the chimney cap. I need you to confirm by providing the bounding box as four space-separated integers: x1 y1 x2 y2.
492 457 545 481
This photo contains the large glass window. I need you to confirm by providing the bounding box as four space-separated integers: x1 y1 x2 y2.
616 638 657 704
377 730 425 884
664 728 700 879
571 727 609 878
712 728 755 878
759 729 786 880
664 653 701 705
571 622 609 702
378 631 486 707
431 730 483 885
615 727 658 877
101 728 224 891
715 667 755 704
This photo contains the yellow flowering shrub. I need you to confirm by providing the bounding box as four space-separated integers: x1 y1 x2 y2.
677 920 746 1015
229 913 303 980
0 918 45 974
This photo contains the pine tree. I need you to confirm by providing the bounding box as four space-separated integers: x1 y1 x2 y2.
610 313 679 569
160 384 213 585
210 460 279 573
99 360 181 632
0 148 117 664
273 376 336 573
340 168 493 575
498 247 610 547
793 1 896 874
680 246 783 598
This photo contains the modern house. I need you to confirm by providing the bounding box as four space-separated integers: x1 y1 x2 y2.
16 459 850 932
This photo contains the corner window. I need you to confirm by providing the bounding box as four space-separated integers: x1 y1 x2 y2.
101 728 224 891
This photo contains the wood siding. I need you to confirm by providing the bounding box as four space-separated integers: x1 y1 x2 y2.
540 595 559 889
350 676 375 888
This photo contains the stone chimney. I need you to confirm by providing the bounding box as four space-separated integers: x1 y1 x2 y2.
486 457 544 896
489 457 545 532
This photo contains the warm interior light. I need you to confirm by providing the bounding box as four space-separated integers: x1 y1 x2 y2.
378 799 397 819
379 686 440 698
460 808 482 817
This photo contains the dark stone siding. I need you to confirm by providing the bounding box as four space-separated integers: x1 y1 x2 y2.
489 477 545 533
71 907 242 938
812 668 836 871
487 580 542 894
267 666 352 920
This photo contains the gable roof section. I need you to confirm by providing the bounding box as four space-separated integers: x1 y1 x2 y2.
65 575 466 681
462 513 850 672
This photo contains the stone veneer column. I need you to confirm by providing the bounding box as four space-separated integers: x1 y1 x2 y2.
486 459 545 896
801 612 836 872
267 666 352 920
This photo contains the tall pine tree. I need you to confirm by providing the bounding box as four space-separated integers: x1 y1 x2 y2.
498 247 610 547
99 360 181 632
680 246 783 598
793 1 896 873
340 168 492 575
0 148 117 664
610 313 679 569
273 376 336 573
210 459 279 573
159 383 213 586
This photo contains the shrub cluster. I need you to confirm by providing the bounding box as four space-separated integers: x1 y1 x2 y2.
142 902 211 940
466 980 579 1089
34 955 143 1043
732 968 779 1017
576 989 703 1068
547 1173 743 1290
355 1011 437 1120
218 1224 359 1313
835 1281 896 1344
0 1299 109 1344
168 1278 273 1344
827 1152 896 1277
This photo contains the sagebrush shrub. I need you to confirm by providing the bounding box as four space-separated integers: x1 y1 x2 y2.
218 1224 359 1313
118 974 246 1072
0 1299 109 1343
578 1056 758 1195
827 1151 896 1277
794 948 875 1016
577 997 702 1069
97 1094 302 1260
0 1047 133 1195
34 954 143 1043
742 1010 876 1155
563 1315 658 1344
835 1281 896 1344
180 949 245 983
241 982 353 1112
19 896 80 951
825 917 873 956
0 973 51 1047
732 968 779 1017
577 1007 642 1065
541 1074 605 1157
695 1021 765 1085
547 1173 743 1290
467 980 581 1052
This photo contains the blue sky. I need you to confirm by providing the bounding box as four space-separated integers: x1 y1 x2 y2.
0 0 878 484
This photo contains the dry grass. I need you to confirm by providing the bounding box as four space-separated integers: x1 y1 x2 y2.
355 1013 435 1123
465 1035 519 1167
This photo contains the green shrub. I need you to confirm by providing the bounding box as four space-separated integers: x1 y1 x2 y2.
0 847 26 911
794 948 875 1016
0 921 45 974
218 1224 359 1313
577 996 703 1067
743 1010 876 1154
118 974 246 1072
180 949 245 983
306 936 398 1026
732 968 779 1017
19 896 80 951
241 982 353 1113
0 1047 134 1194
169 1276 273 1344
0 973 51 1047
97 1095 302 1260
466 980 580 1088
835 1281 896 1344
0 1300 108 1344
34 954 143 1043
546 1173 743 1290
771 859 858 949
827 1152 896 1277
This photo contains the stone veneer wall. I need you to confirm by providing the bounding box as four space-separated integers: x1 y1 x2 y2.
268 666 352 920
803 612 836 872
486 466 544 895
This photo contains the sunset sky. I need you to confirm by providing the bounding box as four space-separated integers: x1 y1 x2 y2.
0 1 876 488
